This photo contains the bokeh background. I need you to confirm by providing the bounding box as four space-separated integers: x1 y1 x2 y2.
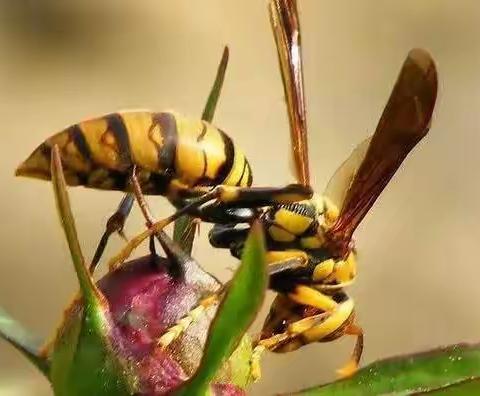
1 1 480 395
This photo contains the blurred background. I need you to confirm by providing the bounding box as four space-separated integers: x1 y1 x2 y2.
0 0 480 394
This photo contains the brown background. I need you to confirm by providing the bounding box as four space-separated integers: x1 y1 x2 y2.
0 1 479 395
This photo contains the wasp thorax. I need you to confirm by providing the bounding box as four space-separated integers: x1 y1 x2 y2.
265 193 342 254
265 198 315 243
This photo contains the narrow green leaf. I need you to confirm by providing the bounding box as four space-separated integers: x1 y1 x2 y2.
0 307 49 377
173 46 229 254
290 343 480 396
175 222 267 395
50 145 102 307
201 46 229 123
421 377 480 394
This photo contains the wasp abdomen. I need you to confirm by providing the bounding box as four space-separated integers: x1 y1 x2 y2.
16 110 253 195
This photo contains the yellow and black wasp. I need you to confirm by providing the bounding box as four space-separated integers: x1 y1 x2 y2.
16 0 438 379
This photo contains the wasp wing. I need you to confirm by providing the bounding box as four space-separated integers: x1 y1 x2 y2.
269 0 310 186
324 137 371 212
326 48 438 256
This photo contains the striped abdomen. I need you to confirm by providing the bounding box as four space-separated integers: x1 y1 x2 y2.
16 111 253 195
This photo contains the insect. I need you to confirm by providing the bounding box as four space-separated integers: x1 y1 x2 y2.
209 0 437 379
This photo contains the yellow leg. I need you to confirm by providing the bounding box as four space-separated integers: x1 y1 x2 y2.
314 280 355 291
288 285 338 311
266 250 308 266
312 253 357 289
330 252 357 284
108 227 154 271
265 250 309 277
287 312 330 334
157 293 221 348
257 332 292 350
255 311 330 354
336 323 364 378
259 297 359 371
312 259 335 281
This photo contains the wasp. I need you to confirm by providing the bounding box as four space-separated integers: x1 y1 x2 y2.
16 0 437 379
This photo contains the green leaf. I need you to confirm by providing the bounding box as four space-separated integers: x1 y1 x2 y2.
218 334 255 389
0 307 49 377
422 377 480 394
175 222 268 395
291 343 480 396
51 145 102 307
201 46 229 123
173 46 229 255
49 146 135 395
213 333 255 389
49 304 134 396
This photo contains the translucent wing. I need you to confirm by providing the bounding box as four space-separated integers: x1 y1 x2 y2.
326 48 438 257
269 0 310 186
324 137 371 212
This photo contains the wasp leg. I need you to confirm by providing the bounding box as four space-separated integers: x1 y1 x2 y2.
157 291 224 348
90 193 134 273
171 182 312 207
153 228 203 278
287 285 338 311
336 323 364 378
148 234 157 265
251 311 330 381
310 253 357 291
325 252 357 285
171 183 313 224
260 311 332 348
266 250 308 266
258 298 358 376
130 169 200 277
129 168 162 268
